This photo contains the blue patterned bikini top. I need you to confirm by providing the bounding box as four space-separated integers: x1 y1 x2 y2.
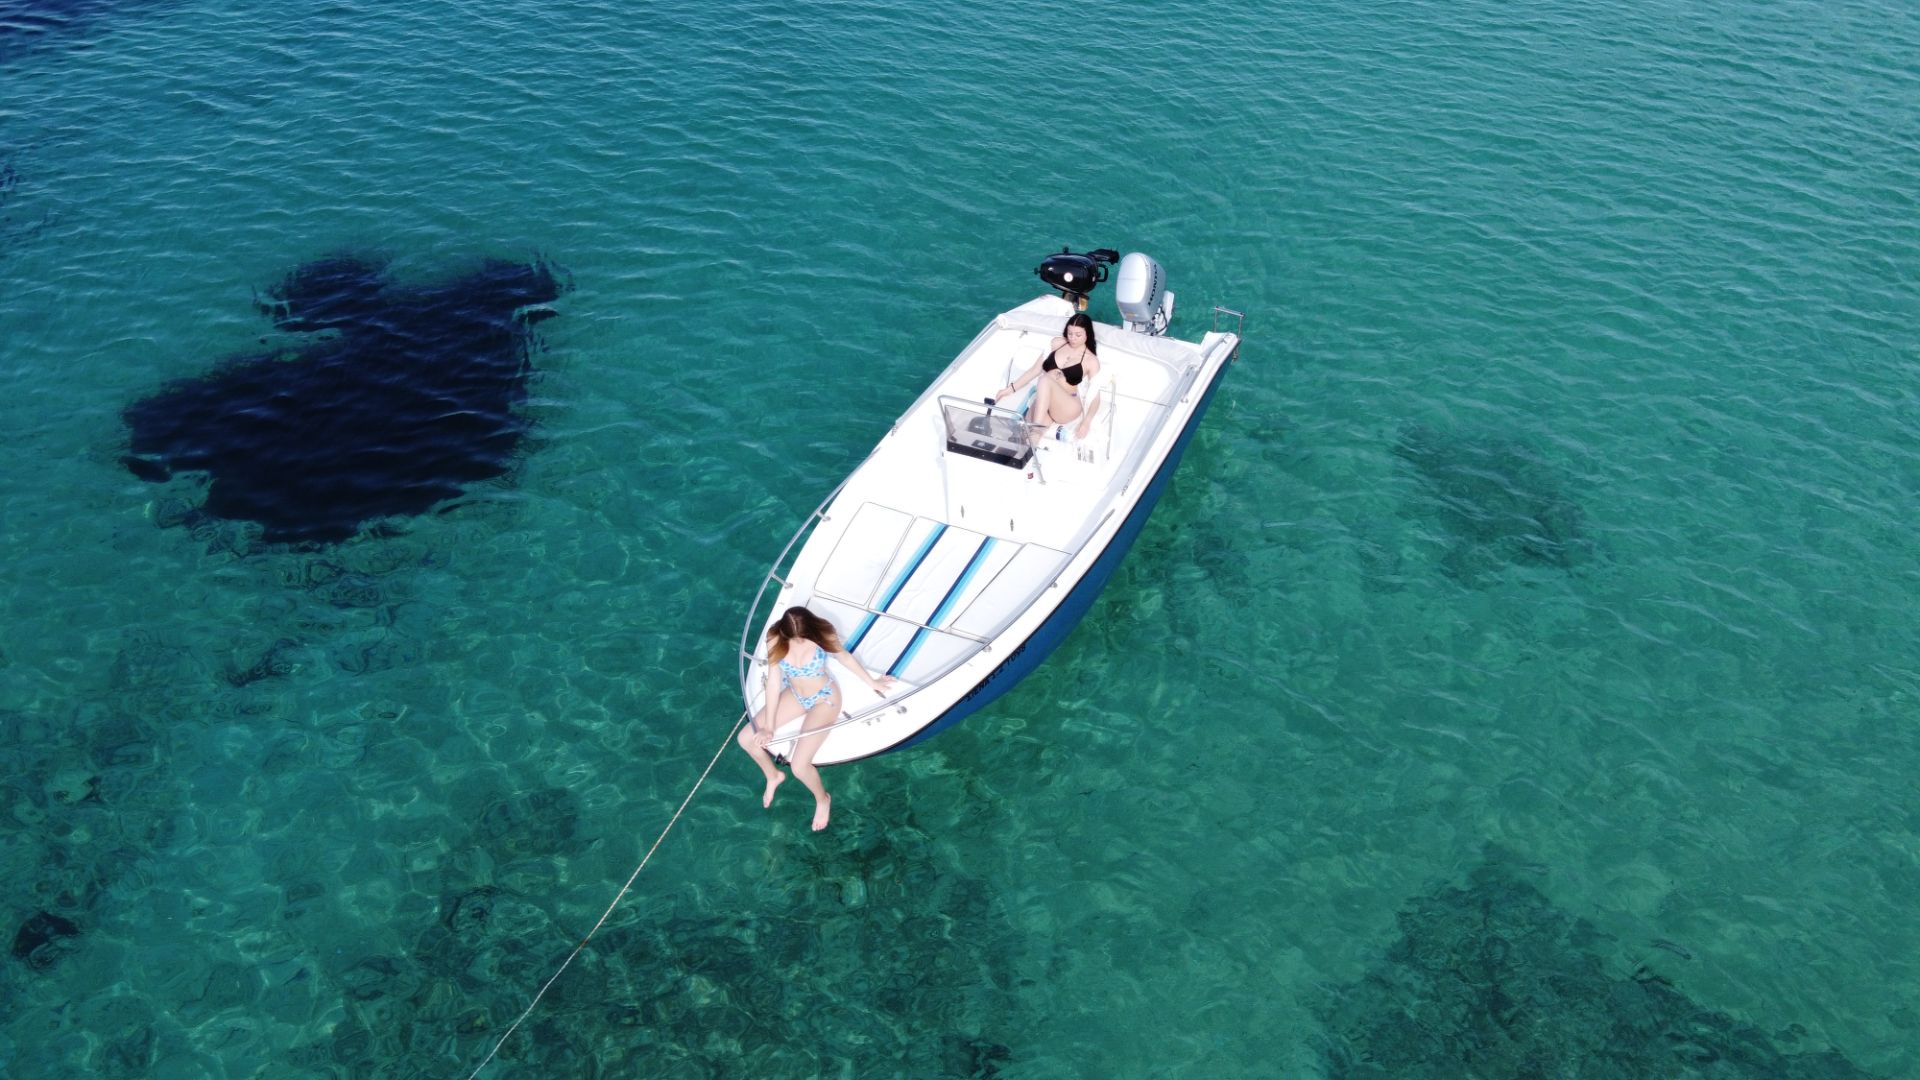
778 647 828 684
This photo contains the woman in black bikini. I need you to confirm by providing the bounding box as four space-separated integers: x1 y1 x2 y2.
992 312 1103 442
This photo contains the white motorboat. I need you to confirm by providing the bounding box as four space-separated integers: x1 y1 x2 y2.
740 249 1243 765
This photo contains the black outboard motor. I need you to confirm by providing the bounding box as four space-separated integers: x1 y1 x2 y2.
1035 247 1120 309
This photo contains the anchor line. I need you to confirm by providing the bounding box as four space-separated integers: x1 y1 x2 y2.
465 709 751 1079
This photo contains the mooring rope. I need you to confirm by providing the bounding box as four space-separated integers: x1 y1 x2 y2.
464 709 750 1079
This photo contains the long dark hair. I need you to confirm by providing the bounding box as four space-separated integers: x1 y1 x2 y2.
765 606 843 663
1063 311 1098 355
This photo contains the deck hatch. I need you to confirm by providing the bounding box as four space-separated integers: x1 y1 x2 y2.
886 537 998 676
845 521 947 654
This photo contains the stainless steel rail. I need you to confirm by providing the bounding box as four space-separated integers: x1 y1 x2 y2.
737 478 849 703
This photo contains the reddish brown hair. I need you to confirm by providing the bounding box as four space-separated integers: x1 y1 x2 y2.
765 606 843 663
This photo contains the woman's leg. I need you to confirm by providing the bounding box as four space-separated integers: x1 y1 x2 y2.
738 692 806 807
788 692 844 831
1027 377 1084 437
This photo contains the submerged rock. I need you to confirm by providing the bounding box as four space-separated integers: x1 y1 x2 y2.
123 255 567 544
1321 860 1874 1078
224 638 302 688
12 909 81 971
0 0 174 66
1393 425 1594 583
311 783 1029 1077
0 149 53 255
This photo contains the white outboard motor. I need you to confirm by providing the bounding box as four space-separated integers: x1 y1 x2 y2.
1113 252 1175 336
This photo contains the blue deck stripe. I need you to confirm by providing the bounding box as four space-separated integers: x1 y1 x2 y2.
845 522 947 654
888 537 996 677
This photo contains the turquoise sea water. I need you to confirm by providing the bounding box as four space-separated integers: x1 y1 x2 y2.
2 0 1917 1075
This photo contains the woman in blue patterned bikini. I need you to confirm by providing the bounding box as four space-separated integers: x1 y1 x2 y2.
737 606 895 831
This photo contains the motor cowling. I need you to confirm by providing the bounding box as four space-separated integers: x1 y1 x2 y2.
1035 247 1120 308
1113 251 1175 336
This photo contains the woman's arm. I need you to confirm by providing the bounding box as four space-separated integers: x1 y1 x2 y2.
994 359 1044 403
1075 394 1102 437
1074 358 1104 437
833 649 898 696
993 338 1063 403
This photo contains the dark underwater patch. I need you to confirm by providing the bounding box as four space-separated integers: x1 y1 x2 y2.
0 0 114 42
223 637 301 687
1393 424 1594 583
123 255 566 545
0 0 172 62
1320 860 1874 1078
12 909 82 971
291 786 1022 1076
0 149 53 255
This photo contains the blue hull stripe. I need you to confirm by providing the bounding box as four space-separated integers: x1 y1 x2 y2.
887 537 996 677
846 522 946 654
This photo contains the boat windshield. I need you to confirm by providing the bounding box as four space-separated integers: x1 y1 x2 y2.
938 396 1032 469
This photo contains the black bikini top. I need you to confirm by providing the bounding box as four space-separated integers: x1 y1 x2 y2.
1043 347 1087 387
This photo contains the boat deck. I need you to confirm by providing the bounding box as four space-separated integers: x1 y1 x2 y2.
861 298 1201 549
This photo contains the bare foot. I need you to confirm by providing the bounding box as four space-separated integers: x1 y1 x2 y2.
811 795 832 832
762 771 785 809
